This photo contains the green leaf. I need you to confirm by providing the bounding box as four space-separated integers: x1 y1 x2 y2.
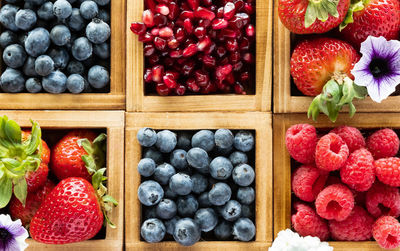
349 103 356 117
92 168 106 190
308 96 322 121
5 120 21 144
0 175 12 208
0 116 6 139
80 133 107 175
305 0 339 28
78 138 93 154
103 195 119 206
305 3 318 28
339 0 369 30
26 120 41 155
14 177 27 206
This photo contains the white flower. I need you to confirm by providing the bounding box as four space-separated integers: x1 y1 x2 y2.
0 214 29 251
269 229 333 251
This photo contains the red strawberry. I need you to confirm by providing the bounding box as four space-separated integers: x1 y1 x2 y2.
9 180 55 226
51 130 106 181
278 0 350 34
340 0 400 48
25 163 49 193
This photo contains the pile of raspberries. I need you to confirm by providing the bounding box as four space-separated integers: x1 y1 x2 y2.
286 124 400 249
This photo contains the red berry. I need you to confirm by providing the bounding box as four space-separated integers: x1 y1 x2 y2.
315 133 349 171
194 7 216 21
142 9 155 27
151 65 164 83
212 18 228 29
375 157 400 187
182 43 198 57
315 184 354 221
366 182 400 218
367 129 399 159
245 24 255 37
156 4 169 16
223 2 236 20
163 75 177 89
373 216 400 249
156 83 170 96
130 22 147 35
330 126 366 153
187 0 200 10
158 27 173 38
292 165 329 202
285 124 317 164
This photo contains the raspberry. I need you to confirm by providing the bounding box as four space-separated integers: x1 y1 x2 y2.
329 206 374 241
291 202 330 241
367 129 399 159
331 126 365 153
285 124 317 164
340 148 375 191
366 182 400 218
373 216 400 249
315 184 354 221
292 165 328 202
375 157 400 187
315 133 349 171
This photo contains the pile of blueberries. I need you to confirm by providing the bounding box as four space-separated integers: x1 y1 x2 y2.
137 128 256 246
0 0 111 94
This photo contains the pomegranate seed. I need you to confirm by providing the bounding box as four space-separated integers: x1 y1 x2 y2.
166 70 179 79
182 44 198 57
225 73 235 85
234 82 246 94
209 5 217 12
234 0 245 11
156 4 169 15
152 65 164 83
153 14 167 27
163 75 177 88
167 38 179 49
168 2 179 20
180 10 194 20
201 0 213 6
240 37 250 50
242 52 254 63
187 78 200 92
144 44 155 56
244 3 254 14
175 28 186 42
198 19 211 28
143 10 155 27
159 27 173 38
195 70 209 87
184 38 196 46
194 27 206 39
216 46 227 57
230 51 240 63
217 7 224 18
130 22 146 35
220 57 229 65
169 49 182 58
215 64 232 79
156 83 170 96
204 42 216 54
216 80 226 90
223 2 236 20
144 68 153 83
233 61 243 71
221 28 237 38
212 18 228 29
197 36 211 51
145 0 157 12
201 82 217 94
194 7 216 21
138 33 153 42
182 60 195 75
163 57 175 67
240 71 250 82
226 39 238 52
187 0 199 10
148 54 160 65
246 24 255 37
175 85 186 95
151 28 160 36
154 37 167 50
183 18 193 34
202 55 216 67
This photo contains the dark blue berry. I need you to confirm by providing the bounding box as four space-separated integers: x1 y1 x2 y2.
141 218 165 243
138 180 164 206
241 204 254 219
37 2 54 20
156 199 177 220
25 28 51 57
229 151 248 166
165 216 180 235
177 132 191 151
170 149 187 170
94 0 110 6
49 48 70 69
67 8 85 31
66 60 85 75
79 0 98 20
191 173 208 194
214 221 232 240
194 208 218 232
177 195 198 217
154 163 176 185
66 74 85 93
143 148 163 164
25 78 42 93
169 173 193 196
42 70 67 93
53 0 72 19
137 158 156 177
215 129 234 149
23 57 38 77
209 156 233 180
0 68 24 93
192 130 215 152
208 182 231 206
0 30 17 48
97 9 110 23
186 147 209 172
232 218 255 241
164 185 177 200
86 18 110 44
72 37 92 61
198 192 211 208
137 127 157 147
88 65 109 89
156 130 177 153
0 5 19 31
237 187 255 205
232 164 255 186
50 25 71 46
234 131 254 152
93 42 110 59
3 44 27 68
35 55 54 76
15 9 36 30
173 218 200 246
221 200 242 222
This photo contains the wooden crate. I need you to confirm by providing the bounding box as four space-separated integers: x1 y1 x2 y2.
273 113 400 250
273 4 400 114
126 0 273 112
125 112 273 250
0 1 126 110
0 111 125 251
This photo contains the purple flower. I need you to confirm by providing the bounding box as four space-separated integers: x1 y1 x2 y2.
0 214 28 251
352 36 400 103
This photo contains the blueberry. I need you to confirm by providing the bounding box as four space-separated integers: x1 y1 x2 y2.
173 218 201 246
137 127 157 147
215 129 234 149
97 9 110 23
15 9 36 30
214 221 232 240
26 0 46 5
209 156 233 180
67 8 85 31
192 130 215 152
143 206 157 220
0 31 17 48
88 65 109 89
137 158 156 177
53 0 72 19
234 131 254 152
93 42 110 59
208 182 231 206
93 0 110 6
17 32 28 45
156 199 177 220
141 218 165 243
42 70 67 93
232 164 255 186
0 68 24 93
72 37 92 61
3 44 26 68
66 60 85 75
165 216 180 235
194 208 218 232
25 78 42 93
237 187 255 205
169 173 193 196
215 145 233 156
79 0 98 20
138 180 164 206
49 48 70 69
66 74 85 94
241 204 254 219
156 130 177 153
86 18 110 44
25 28 50 57
177 195 198 217
35 55 54 76
154 163 175 185
164 185 177 199
23 57 38 77
221 200 242 222
232 218 255 241
186 147 209 172
50 25 71 46
23 1 35 10
170 149 187 170
143 148 163 164
229 151 248 166
198 192 211 207
0 5 19 31
37 2 54 20
191 173 207 194
177 132 191 151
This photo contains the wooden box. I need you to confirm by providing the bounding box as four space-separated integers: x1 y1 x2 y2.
0 111 125 251
273 113 400 250
0 1 126 110
273 5 400 114
126 0 273 112
125 112 273 250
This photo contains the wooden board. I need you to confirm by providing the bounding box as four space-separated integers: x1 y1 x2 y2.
125 112 273 250
273 113 400 250
126 0 272 112
0 1 126 110
0 111 125 251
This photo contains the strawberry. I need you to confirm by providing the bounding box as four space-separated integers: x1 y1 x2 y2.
9 180 55 226
51 130 106 181
290 37 367 121
340 0 400 48
30 170 118 244
278 0 350 34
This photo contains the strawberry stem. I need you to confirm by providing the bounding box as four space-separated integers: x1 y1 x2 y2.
339 0 369 31
78 133 107 175
305 0 340 28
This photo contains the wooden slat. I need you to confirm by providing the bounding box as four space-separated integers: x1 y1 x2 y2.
126 241 272 251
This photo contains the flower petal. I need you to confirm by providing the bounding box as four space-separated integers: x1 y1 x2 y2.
353 68 375 87
368 75 400 103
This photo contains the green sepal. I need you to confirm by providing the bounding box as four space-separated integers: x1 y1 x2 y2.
5 119 21 144
0 171 12 209
13 177 27 206
305 0 339 28
339 0 369 30
78 133 107 175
